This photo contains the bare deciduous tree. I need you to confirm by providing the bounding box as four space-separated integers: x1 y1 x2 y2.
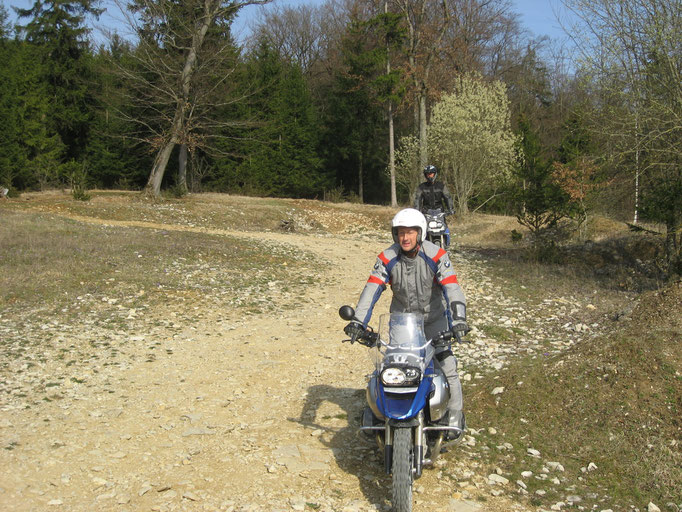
393 0 450 167
111 0 271 197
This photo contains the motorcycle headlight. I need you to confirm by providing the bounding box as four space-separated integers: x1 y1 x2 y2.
381 366 421 386
428 221 438 228
381 367 406 385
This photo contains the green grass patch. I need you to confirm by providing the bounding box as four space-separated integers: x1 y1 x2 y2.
468 282 682 510
478 324 514 342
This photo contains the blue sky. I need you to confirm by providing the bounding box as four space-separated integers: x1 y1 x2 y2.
5 0 568 43
231 0 568 41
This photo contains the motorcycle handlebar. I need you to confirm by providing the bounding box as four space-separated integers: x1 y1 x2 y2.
344 329 379 347
349 328 466 348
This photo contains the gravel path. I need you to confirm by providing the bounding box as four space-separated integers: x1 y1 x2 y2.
0 212 611 512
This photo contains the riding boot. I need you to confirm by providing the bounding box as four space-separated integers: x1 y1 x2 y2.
437 349 464 439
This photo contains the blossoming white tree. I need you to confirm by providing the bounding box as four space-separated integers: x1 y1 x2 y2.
429 73 517 215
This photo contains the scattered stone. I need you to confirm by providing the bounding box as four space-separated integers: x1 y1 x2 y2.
647 503 661 512
117 494 131 505
182 427 215 437
587 462 598 472
181 413 203 423
182 491 200 501
491 386 505 395
521 471 533 478
47 499 63 506
527 448 541 457
547 462 565 472
449 499 482 512
488 474 509 485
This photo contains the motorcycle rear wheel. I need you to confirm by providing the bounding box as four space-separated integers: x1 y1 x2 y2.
392 428 413 512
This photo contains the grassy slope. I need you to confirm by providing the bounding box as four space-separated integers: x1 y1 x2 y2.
470 281 682 509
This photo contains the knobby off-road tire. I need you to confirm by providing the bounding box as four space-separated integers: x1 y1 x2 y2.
392 427 413 512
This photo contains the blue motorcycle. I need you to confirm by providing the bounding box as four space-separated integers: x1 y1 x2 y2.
339 307 464 512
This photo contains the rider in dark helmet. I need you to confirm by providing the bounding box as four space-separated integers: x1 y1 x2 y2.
414 165 455 214
414 165 455 248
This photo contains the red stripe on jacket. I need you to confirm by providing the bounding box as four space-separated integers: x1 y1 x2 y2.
432 248 447 263
378 252 390 265
440 274 459 285
368 275 385 286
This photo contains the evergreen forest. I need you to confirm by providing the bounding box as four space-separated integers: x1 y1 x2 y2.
1 0 680 272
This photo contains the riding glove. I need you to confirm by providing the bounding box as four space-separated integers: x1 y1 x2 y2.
344 321 365 341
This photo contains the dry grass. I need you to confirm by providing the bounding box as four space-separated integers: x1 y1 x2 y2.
0 206 319 398
6 190 395 236
0 209 315 312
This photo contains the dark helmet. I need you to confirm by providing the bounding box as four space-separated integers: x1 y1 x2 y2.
423 165 438 184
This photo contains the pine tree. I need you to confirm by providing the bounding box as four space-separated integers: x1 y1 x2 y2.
15 0 102 163
226 40 326 197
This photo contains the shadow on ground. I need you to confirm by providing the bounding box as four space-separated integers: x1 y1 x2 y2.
290 384 391 508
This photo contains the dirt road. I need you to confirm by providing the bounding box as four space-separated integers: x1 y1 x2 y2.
1 211 541 512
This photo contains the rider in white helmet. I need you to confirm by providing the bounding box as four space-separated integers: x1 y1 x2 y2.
344 208 468 437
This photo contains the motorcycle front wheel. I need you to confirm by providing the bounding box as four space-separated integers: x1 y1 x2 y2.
392 427 414 512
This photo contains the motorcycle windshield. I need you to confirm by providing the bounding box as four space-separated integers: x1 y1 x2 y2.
371 313 434 374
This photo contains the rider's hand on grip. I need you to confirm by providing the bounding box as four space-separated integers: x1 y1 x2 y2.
344 321 365 344
451 320 470 342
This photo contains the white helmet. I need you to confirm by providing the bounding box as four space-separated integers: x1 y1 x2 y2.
391 208 427 244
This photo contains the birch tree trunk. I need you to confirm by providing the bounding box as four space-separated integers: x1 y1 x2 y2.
386 0 397 207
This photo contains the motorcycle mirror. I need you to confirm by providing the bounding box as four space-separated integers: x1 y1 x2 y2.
339 305 355 321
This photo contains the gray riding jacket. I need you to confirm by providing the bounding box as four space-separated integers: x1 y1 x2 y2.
354 241 466 332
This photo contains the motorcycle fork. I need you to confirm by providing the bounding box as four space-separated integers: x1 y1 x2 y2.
383 414 425 478
384 424 392 475
415 413 425 478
